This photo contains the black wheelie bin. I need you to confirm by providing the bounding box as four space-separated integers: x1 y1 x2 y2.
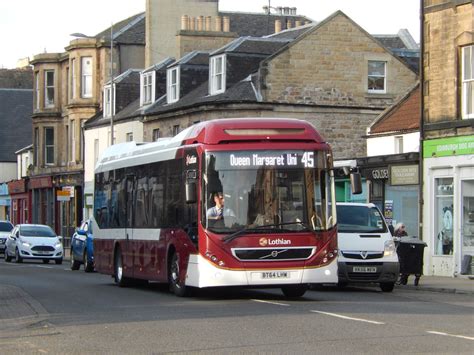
396 236 427 286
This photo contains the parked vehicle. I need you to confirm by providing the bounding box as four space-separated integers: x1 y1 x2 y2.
0 220 14 254
4 224 63 264
336 202 399 292
70 219 94 272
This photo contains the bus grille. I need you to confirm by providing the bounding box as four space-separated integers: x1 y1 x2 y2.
232 247 315 261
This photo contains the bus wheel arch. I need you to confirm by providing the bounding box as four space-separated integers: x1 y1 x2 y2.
168 246 190 297
114 243 130 287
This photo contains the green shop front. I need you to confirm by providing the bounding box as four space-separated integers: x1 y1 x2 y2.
423 135 474 277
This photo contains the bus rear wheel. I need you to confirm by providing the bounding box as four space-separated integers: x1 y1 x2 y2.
281 284 307 298
169 252 189 297
114 248 130 287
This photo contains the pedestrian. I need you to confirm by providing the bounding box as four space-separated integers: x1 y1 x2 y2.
394 222 408 237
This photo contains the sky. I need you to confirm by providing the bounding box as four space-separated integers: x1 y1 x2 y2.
0 0 420 69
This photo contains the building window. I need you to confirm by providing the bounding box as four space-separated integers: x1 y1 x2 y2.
141 72 155 105
44 70 55 107
34 128 39 165
152 128 160 141
172 125 180 136
368 61 386 93
94 139 99 163
209 55 226 95
394 136 403 154
103 85 114 118
70 58 76 100
126 132 133 142
44 127 54 165
462 45 473 119
81 57 93 98
35 72 40 110
167 67 180 104
434 178 453 256
70 120 76 162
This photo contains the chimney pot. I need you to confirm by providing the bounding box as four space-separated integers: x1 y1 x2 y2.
291 7 297 15
275 20 282 33
287 20 292 29
190 17 196 31
205 16 212 31
295 20 301 27
215 16 222 32
197 16 204 31
223 16 230 32
181 15 189 31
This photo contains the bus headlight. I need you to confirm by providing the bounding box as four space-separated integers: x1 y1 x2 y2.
384 240 396 256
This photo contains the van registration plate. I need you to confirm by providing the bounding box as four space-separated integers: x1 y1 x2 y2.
353 266 377 273
261 271 289 279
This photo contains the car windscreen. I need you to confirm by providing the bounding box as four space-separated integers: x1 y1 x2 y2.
0 222 13 232
20 225 56 237
336 205 387 233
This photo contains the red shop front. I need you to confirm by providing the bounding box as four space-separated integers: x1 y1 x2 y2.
8 179 31 225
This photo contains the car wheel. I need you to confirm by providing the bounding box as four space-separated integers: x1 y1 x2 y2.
70 251 80 270
281 285 308 298
42 259 49 264
114 247 130 287
4 249 12 262
380 282 395 292
15 248 23 263
84 249 94 273
55 258 63 265
168 252 190 297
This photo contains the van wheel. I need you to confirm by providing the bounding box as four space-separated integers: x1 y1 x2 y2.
70 251 80 270
114 248 130 287
281 285 307 298
380 282 395 292
168 252 190 297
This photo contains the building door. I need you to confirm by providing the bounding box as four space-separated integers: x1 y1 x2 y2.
461 180 474 275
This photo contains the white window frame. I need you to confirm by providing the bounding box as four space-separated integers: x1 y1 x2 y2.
103 84 115 118
81 57 93 98
152 128 160 141
167 67 180 104
140 72 155 106
126 132 133 142
35 72 40 110
368 60 387 94
44 70 55 108
394 136 403 154
70 120 76 163
94 139 99 163
70 58 76 100
462 45 473 119
209 54 226 95
44 127 54 165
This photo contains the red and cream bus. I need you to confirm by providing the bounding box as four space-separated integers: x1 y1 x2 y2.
93 118 358 297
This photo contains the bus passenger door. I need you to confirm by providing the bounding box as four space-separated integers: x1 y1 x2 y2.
124 173 135 278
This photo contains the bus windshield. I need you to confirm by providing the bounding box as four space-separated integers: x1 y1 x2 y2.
203 150 336 234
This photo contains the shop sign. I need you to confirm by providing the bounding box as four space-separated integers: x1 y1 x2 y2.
365 167 389 180
8 180 26 194
390 165 419 186
57 189 71 202
63 186 75 198
423 135 474 158
30 176 52 189
85 194 94 208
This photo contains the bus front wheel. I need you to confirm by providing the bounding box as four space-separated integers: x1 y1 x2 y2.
169 252 189 297
281 284 307 298
114 248 130 287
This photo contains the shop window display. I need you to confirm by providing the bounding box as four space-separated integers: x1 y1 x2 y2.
435 178 453 255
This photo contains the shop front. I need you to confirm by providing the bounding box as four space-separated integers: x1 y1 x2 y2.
0 183 11 220
8 179 31 225
423 136 474 277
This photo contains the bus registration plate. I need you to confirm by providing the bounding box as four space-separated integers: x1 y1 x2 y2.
353 266 377 273
261 271 289 279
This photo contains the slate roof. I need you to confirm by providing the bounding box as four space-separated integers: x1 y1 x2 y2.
0 68 33 89
220 11 312 37
369 84 420 135
0 89 33 162
266 23 316 40
211 37 290 56
170 51 209 67
94 13 146 45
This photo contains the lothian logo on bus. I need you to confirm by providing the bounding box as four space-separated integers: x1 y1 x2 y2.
259 238 291 247
186 155 197 166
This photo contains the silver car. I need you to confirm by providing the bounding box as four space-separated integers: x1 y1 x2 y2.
4 224 63 264
0 220 14 254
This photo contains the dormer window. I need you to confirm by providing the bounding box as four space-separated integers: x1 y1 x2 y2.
44 70 55 107
209 55 226 95
141 72 155 106
103 84 115 118
167 67 180 104
368 60 386 94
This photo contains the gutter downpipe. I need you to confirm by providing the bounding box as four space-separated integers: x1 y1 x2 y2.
419 0 425 242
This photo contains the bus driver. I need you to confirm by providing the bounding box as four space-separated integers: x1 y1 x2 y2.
207 192 235 220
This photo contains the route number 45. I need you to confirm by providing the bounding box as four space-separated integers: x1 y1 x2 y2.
302 152 314 168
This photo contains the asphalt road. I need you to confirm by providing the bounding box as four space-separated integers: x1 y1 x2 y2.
0 259 473 354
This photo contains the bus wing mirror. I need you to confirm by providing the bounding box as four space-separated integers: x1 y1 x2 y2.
350 172 362 195
185 181 197 204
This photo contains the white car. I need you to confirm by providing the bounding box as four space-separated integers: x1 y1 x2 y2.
4 224 63 264
0 220 14 254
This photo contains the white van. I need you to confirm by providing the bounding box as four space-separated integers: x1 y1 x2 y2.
336 202 399 292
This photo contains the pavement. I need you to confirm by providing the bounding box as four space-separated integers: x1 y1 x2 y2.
394 274 474 295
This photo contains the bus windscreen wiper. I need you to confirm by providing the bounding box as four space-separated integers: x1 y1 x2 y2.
222 221 311 244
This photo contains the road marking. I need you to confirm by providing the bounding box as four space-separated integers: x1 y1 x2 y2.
311 310 385 325
251 299 290 307
427 331 474 341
